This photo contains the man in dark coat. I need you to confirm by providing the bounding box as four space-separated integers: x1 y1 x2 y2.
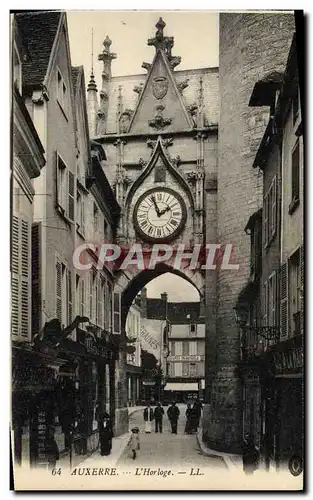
192 398 203 430
154 402 165 433
242 434 260 475
98 412 113 456
167 402 180 434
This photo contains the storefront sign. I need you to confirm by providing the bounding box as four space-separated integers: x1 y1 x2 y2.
12 364 56 391
274 347 303 375
167 355 204 362
84 337 115 360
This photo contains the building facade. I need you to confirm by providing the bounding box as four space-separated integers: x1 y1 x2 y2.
236 33 303 469
125 301 142 405
11 11 123 470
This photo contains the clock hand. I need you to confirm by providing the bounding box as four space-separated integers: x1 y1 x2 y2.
159 206 171 216
151 195 161 217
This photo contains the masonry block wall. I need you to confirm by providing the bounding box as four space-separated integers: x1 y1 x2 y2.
205 12 296 453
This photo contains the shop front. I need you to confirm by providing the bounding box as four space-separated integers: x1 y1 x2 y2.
163 381 199 404
11 324 119 470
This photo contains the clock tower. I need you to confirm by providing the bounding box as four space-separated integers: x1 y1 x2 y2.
88 18 219 436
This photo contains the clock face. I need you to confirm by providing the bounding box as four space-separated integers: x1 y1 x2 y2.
133 187 187 242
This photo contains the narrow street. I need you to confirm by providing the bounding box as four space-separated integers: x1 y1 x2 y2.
117 407 227 470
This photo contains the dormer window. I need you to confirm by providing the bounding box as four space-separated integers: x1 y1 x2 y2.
57 68 68 117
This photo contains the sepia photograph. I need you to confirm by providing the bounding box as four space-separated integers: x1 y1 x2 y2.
10 8 304 491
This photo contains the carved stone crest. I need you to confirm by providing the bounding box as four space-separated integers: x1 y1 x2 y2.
152 76 168 100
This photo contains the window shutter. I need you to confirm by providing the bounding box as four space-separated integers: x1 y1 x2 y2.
11 216 19 338
68 170 75 221
32 223 41 337
81 197 85 235
263 281 268 326
56 259 62 323
300 245 304 335
67 269 72 325
280 263 288 339
263 194 268 248
271 176 277 238
272 272 277 327
89 273 93 322
113 292 121 334
20 219 30 339
92 270 97 324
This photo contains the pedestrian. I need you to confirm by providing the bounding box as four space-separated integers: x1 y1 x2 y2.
98 411 114 456
242 434 260 475
184 403 193 434
167 401 180 434
129 427 140 460
154 402 164 433
46 427 59 471
143 403 154 433
192 398 203 430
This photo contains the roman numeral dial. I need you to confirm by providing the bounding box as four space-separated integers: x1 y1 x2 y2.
134 188 187 242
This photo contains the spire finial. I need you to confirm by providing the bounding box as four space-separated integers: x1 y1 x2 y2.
91 28 94 75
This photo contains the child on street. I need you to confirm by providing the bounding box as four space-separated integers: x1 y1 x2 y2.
129 427 140 460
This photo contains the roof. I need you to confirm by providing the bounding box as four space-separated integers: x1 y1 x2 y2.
145 299 201 323
249 71 284 107
15 11 61 90
244 208 262 233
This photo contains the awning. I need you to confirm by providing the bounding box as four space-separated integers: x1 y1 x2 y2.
164 382 198 391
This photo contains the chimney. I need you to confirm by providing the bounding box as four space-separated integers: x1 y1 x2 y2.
97 36 117 135
87 70 98 138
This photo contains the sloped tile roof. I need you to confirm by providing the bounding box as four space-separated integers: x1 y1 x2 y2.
15 10 61 89
146 299 200 323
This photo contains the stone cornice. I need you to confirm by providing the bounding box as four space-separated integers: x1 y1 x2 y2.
13 156 35 202
94 125 218 144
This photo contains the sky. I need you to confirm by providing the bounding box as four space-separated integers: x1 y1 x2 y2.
67 11 218 301
67 10 219 83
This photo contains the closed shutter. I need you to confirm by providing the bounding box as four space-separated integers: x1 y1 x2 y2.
11 217 30 340
263 281 268 326
32 223 41 337
271 176 277 238
89 273 93 322
92 269 97 324
81 197 85 235
20 220 30 339
67 269 72 324
55 152 61 208
113 292 121 334
11 216 19 337
81 278 85 317
56 259 62 323
300 245 304 335
280 263 288 339
68 170 75 221
263 194 268 248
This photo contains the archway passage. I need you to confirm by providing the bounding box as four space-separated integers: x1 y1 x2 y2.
120 263 203 331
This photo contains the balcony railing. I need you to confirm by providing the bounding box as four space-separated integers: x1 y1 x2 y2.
241 326 280 360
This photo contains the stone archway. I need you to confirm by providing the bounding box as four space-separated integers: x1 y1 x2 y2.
115 262 204 331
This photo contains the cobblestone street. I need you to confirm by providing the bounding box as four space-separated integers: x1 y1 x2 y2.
118 407 227 470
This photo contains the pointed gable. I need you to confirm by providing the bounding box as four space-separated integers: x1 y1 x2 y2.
129 49 192 135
